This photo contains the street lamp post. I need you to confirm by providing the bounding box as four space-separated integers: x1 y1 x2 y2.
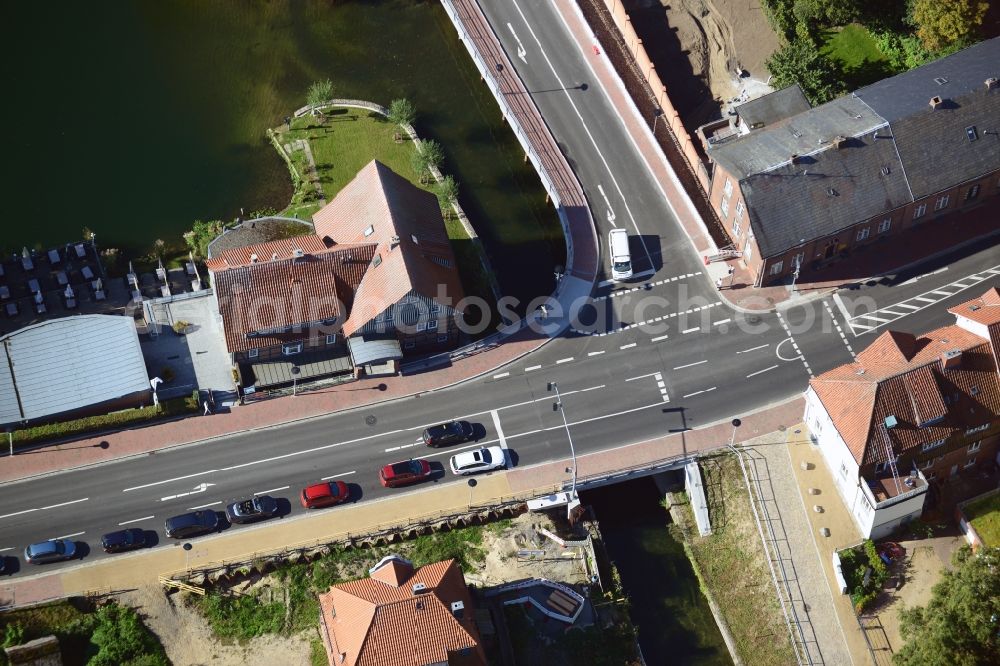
653 108 664 134
291 366 300 397
548 382 579 517
729 418 742 448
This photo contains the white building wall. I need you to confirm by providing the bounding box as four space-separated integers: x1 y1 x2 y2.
952 314 989 339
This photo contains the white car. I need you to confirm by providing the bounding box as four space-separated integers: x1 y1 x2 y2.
449 446 506 476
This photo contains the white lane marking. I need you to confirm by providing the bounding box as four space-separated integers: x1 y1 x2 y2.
597 184 617 227
895 303 920 310
736 344 769 354
118 515 154 526
492 410 508 450
854 314 892 323
555 357 574 364
322 471 357 481
53 531 85 540
747 365 779 378
824 300 857 360
493 372 509 379
0 547 14 552
619 342 636 350
506 22 528 63
218 431 402 473
682 387 717 399
674 360 707 370
900 266 948 285
580 384 605 392
930 290 951 297
588 350 606 356
187 501 221 510
510 0 656 268
160 483 215 502
625 372 660 382
713 319 731 326
525 365 541 372
254 486 289 496
775 313 813 377
651 334 669 342
681 327 699 334
124 470 219 493
913 296 936 303
0 508 38 520
417 441 490 460
39 497 90 511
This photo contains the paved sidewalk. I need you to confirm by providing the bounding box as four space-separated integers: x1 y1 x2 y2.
785 424 874 665
0 330 546 484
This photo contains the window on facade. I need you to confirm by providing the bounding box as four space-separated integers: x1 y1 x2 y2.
735 199 744 220
248 348 259 358
282 343 303 356
913 203 927 219
791 252 805 270
874 461 888 473
966 184 980 201
416 322 427 332
878 218 891 234
720 196 730 217
384 310 394 322
404 340 416 350
921 438 946 452
769 260 784 275
733 216 741 237
934 195 949 211
856 227 870 242
744 240 753 260
969 440 982 453
326 334 337 345
724 178 733 197
965 424 989 436
428 319 438 330
919 458 933 470
430 304 441 314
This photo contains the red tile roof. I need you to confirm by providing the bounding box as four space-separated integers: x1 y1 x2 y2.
318 557 484 666
205 234 332 272
213 244 376 353
313 160 465 337
810 311 1000 466
948 288 1000 326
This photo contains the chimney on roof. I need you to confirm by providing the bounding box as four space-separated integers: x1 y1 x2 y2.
412 582 428 594
986 77 998 90
272 253 279 261
833 135 847 149
451 600 465 619
790 154 801 164
941 349 962 370
390 235 400 250
929 96 944 109
250 253 258 263
884 415 898 429
292 248 305 259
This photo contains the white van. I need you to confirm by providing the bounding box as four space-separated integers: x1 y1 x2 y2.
609 228 633 281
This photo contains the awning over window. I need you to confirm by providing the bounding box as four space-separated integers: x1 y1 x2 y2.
348 337 403 367
248 349 352 388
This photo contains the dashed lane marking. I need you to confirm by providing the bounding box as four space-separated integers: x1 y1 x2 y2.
594 272 703 301
681 327 699 334
572 302 723 336
53 531 85 540
321 471 356 481
525 365 541 372
187 501 222 510
824 300 857 360
254 486 289 496
683 387 717 399
620 342 636 350
492 372 509 379
651 334 669 342
556 357 574 364
118 515 154 526
747 365 779 378
674 360 707 370
737 343 769 354
655 372 669 402
588 350 606 356
776 312 813 377
625 372 660 382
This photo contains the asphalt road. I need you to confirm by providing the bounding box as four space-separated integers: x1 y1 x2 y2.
2 0 999 576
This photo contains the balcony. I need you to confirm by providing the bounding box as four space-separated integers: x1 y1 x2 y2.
866 469 928 506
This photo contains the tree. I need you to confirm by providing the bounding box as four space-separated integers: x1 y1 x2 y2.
765 39 844 104
182 219 224 259
894 546 1000 666
387 98 416 127
306 78 334 107
912 0 988 51
411 139 444 180
435 175 459 209
89 603 169 666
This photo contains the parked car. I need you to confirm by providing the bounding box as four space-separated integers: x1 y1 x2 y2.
299 482 350 509
379 459 433 488
100 528 148 553
24 539 77 565
226 496 279 524
449 446 506 476
0 557 7 574
422 421 475 448
164 510 219 539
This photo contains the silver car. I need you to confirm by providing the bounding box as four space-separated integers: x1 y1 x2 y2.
449 446 506 476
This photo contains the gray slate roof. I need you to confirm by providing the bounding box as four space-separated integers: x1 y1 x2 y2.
0 315 149 424
734 85 811 130
708 37 1000 258
207 218 315 258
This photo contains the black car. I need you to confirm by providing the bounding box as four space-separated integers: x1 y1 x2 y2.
101 528 148 553
164 510 219 539
422 420 475 447
226 496 278 524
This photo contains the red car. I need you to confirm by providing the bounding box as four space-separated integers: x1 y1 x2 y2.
379 459 433 488
300 481 350 509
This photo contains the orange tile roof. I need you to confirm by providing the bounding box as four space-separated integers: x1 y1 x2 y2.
313 160 465 337
810 315 1000 466
205 234 332 272
213 244 376 353
948 288 1000 326
317 557 485 666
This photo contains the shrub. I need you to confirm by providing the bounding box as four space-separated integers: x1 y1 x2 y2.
2 622 24 648
182 220 223 259
172 320 191 335
88 603 168 666
306 79 334 107
199 593 286 640
387 98 416 127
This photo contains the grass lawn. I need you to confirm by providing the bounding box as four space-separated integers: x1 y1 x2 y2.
964 492 1000 547
821 24 892 88
271 108 496 319
676 454 796 666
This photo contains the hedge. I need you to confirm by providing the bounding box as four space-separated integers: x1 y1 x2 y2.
9 391 200 448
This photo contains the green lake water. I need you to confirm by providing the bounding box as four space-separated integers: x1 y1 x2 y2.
584 478 730 665
1 0 562 306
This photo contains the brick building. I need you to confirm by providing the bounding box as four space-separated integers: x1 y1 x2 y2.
699 37 1000 287
317 554 486 666
805 288 1000 539
208 160 465 390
